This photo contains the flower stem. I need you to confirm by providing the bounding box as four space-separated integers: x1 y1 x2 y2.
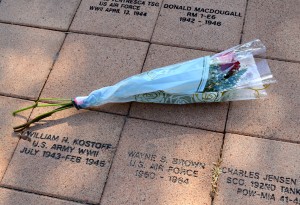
12 103 70 116
12 98 74 133
13 103 74 132
12 102 72 116
12 103 38 116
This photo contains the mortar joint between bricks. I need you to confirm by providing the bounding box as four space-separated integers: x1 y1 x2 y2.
210 158 223 201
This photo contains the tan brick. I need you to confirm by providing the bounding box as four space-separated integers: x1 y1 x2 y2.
227 60 300 141
70 0 163 41
152 0 246 50
214 134 300 205
41 34 149 115
0 0 81 31
2 108 125 204
0 96 31 180
0 187 81 205
101 118 223 205
0 23 65 99
242 0 300 61
130 44 228 132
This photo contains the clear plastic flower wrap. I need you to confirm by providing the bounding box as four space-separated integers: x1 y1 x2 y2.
73 39 275 108
13 39 275 132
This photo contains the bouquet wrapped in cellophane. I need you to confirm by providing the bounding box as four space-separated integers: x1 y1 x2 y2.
13 39 275 132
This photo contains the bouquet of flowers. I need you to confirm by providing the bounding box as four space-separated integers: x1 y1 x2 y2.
13 39 275 132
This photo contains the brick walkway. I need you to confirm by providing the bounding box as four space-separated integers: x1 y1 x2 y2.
0 0 299 204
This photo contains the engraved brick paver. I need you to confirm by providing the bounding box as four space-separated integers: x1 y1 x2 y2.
0 0 299 204
152 0 247 50
227 59 300 141
0 96 32 181
0 187 82 205
130 44 228 132
214 134 300 205
41 34 149 115
100 118 223 205
70 0 163 41
242 0 300 61
0 0 81 31
1 108 125 204
0 23 65 99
